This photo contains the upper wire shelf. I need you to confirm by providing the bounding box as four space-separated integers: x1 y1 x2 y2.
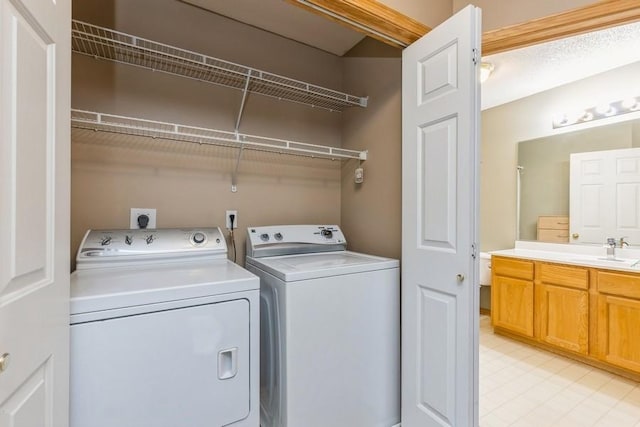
71 20 368 112
71 109 368 161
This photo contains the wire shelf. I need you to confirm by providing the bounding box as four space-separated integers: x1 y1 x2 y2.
71 109 368 161
71 20 368 112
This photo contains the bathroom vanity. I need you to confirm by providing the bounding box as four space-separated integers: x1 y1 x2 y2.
491 247 640 380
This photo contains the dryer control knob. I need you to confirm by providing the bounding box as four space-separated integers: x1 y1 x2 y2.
274 232 283 241
192 232 206 244
260 233 270 242
320 229 333 239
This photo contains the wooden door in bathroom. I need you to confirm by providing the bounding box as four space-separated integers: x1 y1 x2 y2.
0 0 70 425
401 5 480 427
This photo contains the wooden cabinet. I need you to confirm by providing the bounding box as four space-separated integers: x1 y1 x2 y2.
595 271 640 372
536 263 589 354
491 256 640 379
491 257 534 337
537 215 569 243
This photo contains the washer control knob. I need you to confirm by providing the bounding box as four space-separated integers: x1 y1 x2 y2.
274 232 283 241
146 235 155 244
260 233 270 242
100 236 112 246
192 232 206 244
321 229 333 239
125 235 133 245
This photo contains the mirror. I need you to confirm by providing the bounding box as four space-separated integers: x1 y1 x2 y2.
517 118 640 244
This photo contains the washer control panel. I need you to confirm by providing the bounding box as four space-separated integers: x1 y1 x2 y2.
246 225 347 258
76 227 226 269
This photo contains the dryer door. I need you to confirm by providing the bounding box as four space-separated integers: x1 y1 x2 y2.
70 299 250 427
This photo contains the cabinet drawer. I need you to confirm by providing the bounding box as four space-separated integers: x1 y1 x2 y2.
597 271 640 299
539 263 589 290
537 216 569 230
537 229 569 243
492 257 533 281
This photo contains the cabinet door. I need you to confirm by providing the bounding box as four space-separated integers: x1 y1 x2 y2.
492 276 534 337
597 294 640 373
537 284 589 354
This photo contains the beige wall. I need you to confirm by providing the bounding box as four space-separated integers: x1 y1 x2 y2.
71 0 345 269
341 56 402 260
453 0 595 31
482 61 640 251
379 0 452 28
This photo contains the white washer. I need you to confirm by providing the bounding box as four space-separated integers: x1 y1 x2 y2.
70 228 259 427
245 225 400 427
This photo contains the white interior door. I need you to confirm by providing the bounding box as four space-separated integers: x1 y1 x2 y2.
402 5 480 427
0 0 70 425
570 148 640 245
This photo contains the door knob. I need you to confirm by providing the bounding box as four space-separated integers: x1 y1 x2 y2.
0 353 10 373
456 274 465 282
572 233 580 239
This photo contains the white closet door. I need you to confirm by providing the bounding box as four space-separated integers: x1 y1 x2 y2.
401 5 480 427
0 0 70 425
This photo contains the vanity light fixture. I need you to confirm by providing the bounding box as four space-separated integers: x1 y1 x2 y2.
553 95 640 129
480 62 494 83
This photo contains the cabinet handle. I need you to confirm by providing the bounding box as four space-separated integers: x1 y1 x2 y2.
456 274 465 282
0 353 10 373
572 233 580 239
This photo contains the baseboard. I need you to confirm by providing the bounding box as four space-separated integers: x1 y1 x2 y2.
479 307 491 316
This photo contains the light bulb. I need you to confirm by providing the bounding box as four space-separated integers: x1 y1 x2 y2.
480 62 494 83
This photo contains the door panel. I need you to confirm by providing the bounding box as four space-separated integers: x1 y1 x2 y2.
402 5 480 427
492 276 534 337
597 294 640 372
0 0 70 424
537 284 589 354
0 361 51 427
420 118 457 248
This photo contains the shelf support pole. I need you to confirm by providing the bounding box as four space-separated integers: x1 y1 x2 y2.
235 70 252 133
231 71 252 192
231 141 244 193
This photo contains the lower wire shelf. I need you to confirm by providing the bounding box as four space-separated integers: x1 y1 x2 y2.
71 109 368 161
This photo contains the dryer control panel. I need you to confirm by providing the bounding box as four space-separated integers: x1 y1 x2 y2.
76 228 227 269
246 225 347 258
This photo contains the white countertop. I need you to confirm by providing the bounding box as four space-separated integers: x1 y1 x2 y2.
490 241 640 273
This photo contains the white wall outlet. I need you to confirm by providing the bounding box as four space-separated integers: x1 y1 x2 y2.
226 210 238 229
354 167 364 184
130 208 157 229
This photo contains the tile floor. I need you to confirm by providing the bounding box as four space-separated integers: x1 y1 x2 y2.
480 315 640 427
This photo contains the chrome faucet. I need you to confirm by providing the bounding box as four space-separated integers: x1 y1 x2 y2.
606 237 616 259
619 237 630 248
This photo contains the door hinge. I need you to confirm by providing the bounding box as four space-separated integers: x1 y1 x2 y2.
471 243 478 259
472 49 479 65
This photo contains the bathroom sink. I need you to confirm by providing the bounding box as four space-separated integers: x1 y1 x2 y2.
569 257 639 267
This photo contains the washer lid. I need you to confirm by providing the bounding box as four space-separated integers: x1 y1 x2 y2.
246 250 399 282
70 259 258 316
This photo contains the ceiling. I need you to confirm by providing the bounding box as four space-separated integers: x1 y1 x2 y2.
482 21 640 110
180 0 366 56
180 1 640 109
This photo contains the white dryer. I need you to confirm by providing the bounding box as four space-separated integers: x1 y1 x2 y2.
245 225 400 427
70 228 259 427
